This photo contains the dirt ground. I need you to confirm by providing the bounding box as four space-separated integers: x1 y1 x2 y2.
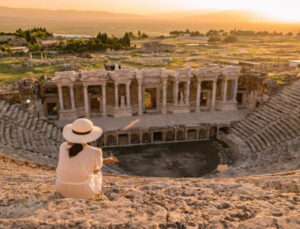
1 160 299 229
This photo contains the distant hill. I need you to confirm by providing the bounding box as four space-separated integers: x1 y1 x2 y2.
0 6 142 21
147 9 216 20
0 6 299 36
184 10 271 23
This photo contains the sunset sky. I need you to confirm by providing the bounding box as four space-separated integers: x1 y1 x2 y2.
1 0 300 22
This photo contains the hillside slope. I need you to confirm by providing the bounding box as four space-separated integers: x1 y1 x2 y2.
0 159 299 228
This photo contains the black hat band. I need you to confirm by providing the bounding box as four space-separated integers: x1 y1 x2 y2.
72 129 92 135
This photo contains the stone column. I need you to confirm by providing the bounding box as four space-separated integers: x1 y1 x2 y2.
185 81 190 105
126 82 131 108
137 80 143 115
185 129 188 141
58 85 64 110
196 80 202 113
83 84 89 116
162 80 167 114
233 79 238 101
39 99 45 118
151 131 154 143
211 80 217 111
114 83 119 108
103 135 107 147
173 81 179 106
101 84 107 116
70 85 75 110
140 130 143 144
222 79 228 102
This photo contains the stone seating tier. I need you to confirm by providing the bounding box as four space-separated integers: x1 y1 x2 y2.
227 79 300 175
0 100 62 161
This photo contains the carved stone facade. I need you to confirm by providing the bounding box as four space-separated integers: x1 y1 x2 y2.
51 66 241 120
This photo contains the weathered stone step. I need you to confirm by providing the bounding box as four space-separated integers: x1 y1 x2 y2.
30 118 38 131
0 120 5 144
0 100 6 110
280 119 298 138
46 124 53 139
5 104 17 118
270 124 287 142
41 121 48 134
4 123 12 147
19 112 29 128
51 127 57 140
0 103 10 118
11 105 20 120
17 127 26 150
264 128 280 145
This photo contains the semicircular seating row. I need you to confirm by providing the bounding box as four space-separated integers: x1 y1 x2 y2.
228 79 300 174
0 100 63 165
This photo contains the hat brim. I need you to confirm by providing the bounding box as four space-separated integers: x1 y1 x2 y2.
63 124 102 143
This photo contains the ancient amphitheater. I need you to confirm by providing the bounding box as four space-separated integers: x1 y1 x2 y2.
0 65 299 228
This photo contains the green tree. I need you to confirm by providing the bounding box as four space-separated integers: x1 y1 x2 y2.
122 32 131 47
223 35 238 43
28 43 41 52
208 35 221 43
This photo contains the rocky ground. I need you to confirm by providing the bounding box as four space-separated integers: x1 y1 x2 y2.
0 160 299 229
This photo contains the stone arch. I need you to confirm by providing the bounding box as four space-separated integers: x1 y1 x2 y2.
142 132 151 143
209 127 217 139
96 136 105 147
176 130 185 141
198 128 208 139
107 135 116 146
187 129 197 140
153 131 163 142
165 130 175 141
118 134 129 145
131 133 140 144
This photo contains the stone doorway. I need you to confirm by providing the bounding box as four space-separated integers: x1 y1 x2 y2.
47 103 58 116
187 129 197 140
118 134 129 145
237 92 243 105
144 88 157 111
153 131 163 142
201 91 209 107
90 97 101 114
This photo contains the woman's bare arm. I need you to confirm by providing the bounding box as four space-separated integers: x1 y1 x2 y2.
103 156 118 164
93 156 118 174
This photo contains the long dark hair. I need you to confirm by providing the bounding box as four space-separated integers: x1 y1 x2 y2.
68 143 84 158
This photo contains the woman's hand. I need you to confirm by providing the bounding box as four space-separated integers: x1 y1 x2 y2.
103 156 119 164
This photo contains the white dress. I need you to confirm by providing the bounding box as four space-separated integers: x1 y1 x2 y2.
55 142 103 199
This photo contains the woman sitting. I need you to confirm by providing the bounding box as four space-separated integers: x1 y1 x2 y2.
56 118 117 199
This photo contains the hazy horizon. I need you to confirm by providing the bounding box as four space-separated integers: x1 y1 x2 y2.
1 4 300 36
0 0 300 22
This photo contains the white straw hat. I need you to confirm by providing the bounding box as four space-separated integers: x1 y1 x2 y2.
63 118 102 143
